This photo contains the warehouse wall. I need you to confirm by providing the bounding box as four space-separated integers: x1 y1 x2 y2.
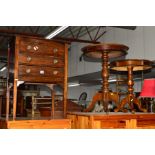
68 26 155 77
68 26 155 100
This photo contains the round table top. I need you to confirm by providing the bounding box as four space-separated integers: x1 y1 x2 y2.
81 43 129 59
110 59 153 71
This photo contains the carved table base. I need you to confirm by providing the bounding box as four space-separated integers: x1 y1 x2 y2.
84 92 119 112
114 94 147 112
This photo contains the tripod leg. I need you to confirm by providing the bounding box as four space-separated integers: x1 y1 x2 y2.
114 96 128 112
83 93 102 112
133 97 147 112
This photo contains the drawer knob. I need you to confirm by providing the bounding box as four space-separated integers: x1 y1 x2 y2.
26 69 31 73
53 70 58 75
53 48 58 53
53 59 58 64
40 70 45 75
27 56 32 62
33 45 39 51
27 45 31 50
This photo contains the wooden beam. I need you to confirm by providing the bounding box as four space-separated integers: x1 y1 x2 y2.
54 37 100 44
0 29 42 37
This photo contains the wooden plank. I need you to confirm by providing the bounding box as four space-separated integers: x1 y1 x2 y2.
89 116 94 129
77 116 89 129
93 121 101 129
125 119 137 129
67 114 76 129
5 119 71 129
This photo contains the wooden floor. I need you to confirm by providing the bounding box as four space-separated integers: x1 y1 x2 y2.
67 112 155 129
0 118 71 129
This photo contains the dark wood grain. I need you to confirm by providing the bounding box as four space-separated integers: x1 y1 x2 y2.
18 65 64 78
81 43 129 59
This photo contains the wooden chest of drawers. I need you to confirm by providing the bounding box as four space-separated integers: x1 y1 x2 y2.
18 53 64 67
15 36 66 82
12 35 68 120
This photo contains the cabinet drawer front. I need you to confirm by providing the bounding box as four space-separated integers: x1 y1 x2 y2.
18 65 64 78
19 37 65 57
18 53 64 67
18 76 63 83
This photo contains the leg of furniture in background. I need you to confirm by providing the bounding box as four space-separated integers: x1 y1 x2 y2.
13 80 17 120
20 96 24 117
6 88 10 120
6 41 10 120
51 90 55 119
32 96 35 119
64 44 68 118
